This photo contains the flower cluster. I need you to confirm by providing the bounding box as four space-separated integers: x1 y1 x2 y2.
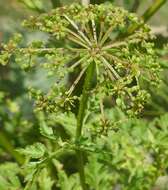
0 3 160 116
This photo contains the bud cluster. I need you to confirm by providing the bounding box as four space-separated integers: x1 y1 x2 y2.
0 3 161 118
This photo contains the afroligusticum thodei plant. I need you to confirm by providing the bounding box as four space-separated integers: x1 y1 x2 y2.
0 3 161 190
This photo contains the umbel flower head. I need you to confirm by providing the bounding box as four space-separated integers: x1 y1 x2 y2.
0 3 160 116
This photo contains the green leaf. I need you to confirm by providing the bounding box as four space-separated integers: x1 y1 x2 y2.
18 143 46 159
39 117 57 140
53 159 81 190
54 112 76 138
86 155 114 190
37 168 54 190
0 162 22 190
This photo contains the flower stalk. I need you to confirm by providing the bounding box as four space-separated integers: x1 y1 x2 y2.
75 62 95 190
127 0 166 35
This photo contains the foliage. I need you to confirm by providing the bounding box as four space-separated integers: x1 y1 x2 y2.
1 110 168 189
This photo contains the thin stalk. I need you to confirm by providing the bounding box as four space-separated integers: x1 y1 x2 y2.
67 36 90 49
107 69 115 81
66 28 89 47
91 19 97 43
67 66 87 96
20 47 63 54
100 99 106 124
64 15 92 47
126 0 166 35
100 56 121 80
69 55 89 70
142 0 166 22
102 41 127 50
99 26 113 46
76 62 95 190
40 148 75 166
83 23 94 42
104 52 130 67
67 47 87 53
0 131 24 165
98 21 104 43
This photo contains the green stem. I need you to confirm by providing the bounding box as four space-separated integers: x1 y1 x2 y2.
76 62 95 190
76 150 87 190
127 0 166 35
0 131 24 165
76 62 95 139
142 0 166 22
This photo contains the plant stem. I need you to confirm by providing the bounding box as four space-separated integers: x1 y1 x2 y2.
75 62 95 190
0 131 24 165
76 62 95 139
126 0 166 35
142 0 166 22
77 1 93 189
